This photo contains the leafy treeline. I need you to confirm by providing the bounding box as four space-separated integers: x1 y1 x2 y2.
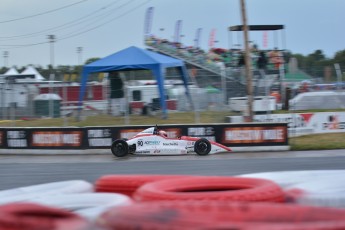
291 49 345 81
1 49 345 82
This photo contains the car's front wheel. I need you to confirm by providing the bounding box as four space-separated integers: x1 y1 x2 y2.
111 140 129 157
194 138 211 156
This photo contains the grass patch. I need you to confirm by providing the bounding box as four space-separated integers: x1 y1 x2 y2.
0 111 234 127
290 133 345 150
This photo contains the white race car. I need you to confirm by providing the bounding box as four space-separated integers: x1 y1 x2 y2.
110 126 231 157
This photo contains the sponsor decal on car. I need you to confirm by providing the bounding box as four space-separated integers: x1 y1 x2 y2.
144 140 160 145
162 142 178 146
137 140 144 146
136 151 150 154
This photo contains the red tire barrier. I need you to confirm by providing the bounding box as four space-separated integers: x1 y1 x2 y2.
0 203 89 230
96 201 345 230
94 174 190 197
134 176 286 202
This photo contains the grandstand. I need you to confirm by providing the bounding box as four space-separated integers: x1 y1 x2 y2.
144 24 300 107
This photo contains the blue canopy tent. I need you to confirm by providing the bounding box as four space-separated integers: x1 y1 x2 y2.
78 46 192 118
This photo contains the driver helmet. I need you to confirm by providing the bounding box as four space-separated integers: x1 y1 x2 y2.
159 130 168 138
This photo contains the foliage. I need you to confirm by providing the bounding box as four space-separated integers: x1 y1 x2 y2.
291 49 345 81
85 57 101 65
1 48 345 83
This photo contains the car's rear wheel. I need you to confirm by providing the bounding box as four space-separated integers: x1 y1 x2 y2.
194 138 211 156
111 140 129 157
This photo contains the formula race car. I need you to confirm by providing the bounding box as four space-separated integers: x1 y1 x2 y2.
110 126 231 157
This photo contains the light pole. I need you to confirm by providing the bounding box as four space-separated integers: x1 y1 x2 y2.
47 35 56 118
2 51 9 119
3 51 9 68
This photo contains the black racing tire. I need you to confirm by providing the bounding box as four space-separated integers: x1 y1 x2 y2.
111 139 129 157
194 138 211 155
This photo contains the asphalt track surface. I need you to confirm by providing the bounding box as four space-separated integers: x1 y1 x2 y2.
1 149 345 190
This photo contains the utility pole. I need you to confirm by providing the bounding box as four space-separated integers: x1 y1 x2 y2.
47 35 56 118
3 51 9 67
240 0 254 122
77 47 83 65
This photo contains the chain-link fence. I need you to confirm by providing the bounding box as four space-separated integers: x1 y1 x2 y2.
1 41 344 129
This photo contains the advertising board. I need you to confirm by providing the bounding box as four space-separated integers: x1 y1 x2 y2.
0 123 288 152
228 112 345 136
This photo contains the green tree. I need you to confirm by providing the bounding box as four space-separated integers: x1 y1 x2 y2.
333 50 345 81
333 50 345 69
85 57 100 65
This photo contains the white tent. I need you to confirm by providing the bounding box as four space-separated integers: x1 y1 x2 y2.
21 65 45 81
4 67 19 75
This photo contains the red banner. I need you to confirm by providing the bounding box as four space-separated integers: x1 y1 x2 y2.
208 28 216 48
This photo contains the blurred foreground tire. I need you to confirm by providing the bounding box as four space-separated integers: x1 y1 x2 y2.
134 176 286 202
95 174 190 197
96 201 345 230
0 203 89 230
27 193 132 220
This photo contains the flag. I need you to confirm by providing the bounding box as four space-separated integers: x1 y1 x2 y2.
208 28 216 48
194 28 202 48
263 31 268 48
174 20 183 43
144 7 154 37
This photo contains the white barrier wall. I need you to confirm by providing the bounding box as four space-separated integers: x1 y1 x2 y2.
229 112 345 136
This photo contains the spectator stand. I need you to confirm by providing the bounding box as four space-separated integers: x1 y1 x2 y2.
145 25 291 108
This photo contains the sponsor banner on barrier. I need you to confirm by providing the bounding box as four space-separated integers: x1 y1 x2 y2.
229 112 345 136
119 128 182 139
120 129 146 139
188 126 216 141
0 123 288 151
0 131 3 147
31 131 83 147
222 126 287 145
87 128 112 147
313 112 345 133
7 130 28 148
